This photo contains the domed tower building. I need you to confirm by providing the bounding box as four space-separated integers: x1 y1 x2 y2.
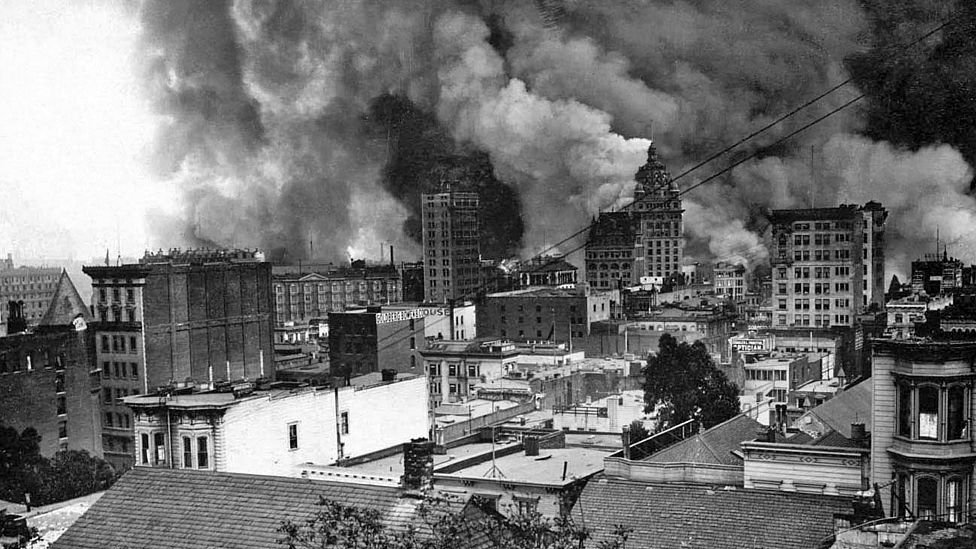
631 143 684 281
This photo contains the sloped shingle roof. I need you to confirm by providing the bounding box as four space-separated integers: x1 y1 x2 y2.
645 414 762 466
807 378 872 438
38 270 91 327
575 476 851 549
52 468 485 549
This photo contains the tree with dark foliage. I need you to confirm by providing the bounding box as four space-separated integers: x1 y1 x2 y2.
0 424 118 507
278 494 631 549
642 334 740 431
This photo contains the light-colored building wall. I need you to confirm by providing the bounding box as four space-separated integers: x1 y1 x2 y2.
337 376 430 458
222 390 338 476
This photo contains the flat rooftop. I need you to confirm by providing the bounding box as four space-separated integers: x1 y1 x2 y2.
437 446 609 485
334 441 513 478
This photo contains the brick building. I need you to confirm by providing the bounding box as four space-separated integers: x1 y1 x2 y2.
422 191 480 304
584 212 642 290
328 306 426 379
476 286 619 343
83 249 275 468
0 321 102 458
517 257 578 288
768 203 886 330
271 262 402 327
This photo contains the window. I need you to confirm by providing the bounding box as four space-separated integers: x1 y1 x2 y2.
129 336 137 353
154 432 166 464
182 436 193 468
105 412 113 427
340 412 349 435
101 335 109 352
288 423 299 450
897 384 911 438
918 386 939 440
131 363 139 379
948 385 966 440
947 478 965 523
917 477 938 518
141 433 150 464
197 437 209 468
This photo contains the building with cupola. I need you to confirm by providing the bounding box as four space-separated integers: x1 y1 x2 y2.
585 143 683 289
631 143 684 280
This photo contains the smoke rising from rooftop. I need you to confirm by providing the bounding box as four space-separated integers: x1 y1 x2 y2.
137 0 976 277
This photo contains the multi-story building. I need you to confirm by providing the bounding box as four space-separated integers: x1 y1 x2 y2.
421 338 585 407
328 306 426 380
476 286 619 343
83 249 275 468
738 353 821 425
769 203 886 330
910 250 966 296
713 262 746 301
631 143 684 279
872 338 976 522
0 255 71 329
517 257 578 288
271 263 402 328
383 302 476 341
422 191 480 304
125 372 429 476
584 212 642 290
0 319 102 458
861 201 888 309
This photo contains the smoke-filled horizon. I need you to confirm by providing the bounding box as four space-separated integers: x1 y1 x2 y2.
140 0 976 281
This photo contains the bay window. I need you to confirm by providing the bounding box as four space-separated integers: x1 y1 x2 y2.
895 379 970 442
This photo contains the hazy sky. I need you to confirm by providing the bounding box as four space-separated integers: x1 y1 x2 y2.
0 2 174 261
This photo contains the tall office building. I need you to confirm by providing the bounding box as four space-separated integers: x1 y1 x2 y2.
632 143 684 279
768 203 886 330
421 190 480 304
0 255 72 329
84 249 275 468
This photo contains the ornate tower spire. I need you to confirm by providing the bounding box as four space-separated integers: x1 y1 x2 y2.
634 142 677 194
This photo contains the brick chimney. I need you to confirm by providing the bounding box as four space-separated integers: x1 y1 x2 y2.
6 300 26 334
524 436 540 456
402 438 435 490
621 424 632 460
850 423 868 447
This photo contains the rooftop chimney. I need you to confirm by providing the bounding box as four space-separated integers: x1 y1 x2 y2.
621 424 632 460
524 436 540 456
850 423 868 447
381 368 397 382
402 438 435 490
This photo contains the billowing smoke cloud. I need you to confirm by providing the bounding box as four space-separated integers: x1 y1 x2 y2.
137 0 976 279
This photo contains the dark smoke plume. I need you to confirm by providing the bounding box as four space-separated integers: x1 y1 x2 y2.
135 0 976 279
365 94 524 259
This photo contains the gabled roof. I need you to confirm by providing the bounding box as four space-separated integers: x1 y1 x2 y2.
38 270 91 327
52 468 489 549
644 414 762 466
575 476 851 549
806 378 872 438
